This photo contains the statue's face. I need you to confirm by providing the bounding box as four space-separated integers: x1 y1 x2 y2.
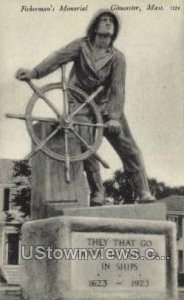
96 14 114 36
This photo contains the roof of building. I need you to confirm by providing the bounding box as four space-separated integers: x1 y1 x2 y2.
160 195 184 213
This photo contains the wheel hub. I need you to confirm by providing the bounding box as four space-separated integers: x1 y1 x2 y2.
60 117 73 129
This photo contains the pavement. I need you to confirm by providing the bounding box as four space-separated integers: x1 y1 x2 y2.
0 286 184 299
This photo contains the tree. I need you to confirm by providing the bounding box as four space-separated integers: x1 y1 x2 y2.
103 170 136 204
103 169 184 204
148 179 184 199
5 160 31 224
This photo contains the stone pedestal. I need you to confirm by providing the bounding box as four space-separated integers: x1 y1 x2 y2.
21 205 178 300
44 203 167 220
22 122 178 300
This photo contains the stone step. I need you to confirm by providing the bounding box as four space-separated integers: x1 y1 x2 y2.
3 266 21 285
0 286 22 300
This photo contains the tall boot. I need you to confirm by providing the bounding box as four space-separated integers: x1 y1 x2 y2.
131 170 156 204
86 170 105 206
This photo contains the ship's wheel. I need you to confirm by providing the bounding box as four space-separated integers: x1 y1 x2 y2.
7 65 109 182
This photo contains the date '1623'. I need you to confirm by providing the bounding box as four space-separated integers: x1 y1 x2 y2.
89 280 108 287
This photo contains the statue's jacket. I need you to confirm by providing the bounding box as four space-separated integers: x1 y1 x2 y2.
33 37 126 122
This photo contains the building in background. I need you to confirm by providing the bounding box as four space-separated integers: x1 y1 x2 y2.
160 195 184 288
0 159 21 289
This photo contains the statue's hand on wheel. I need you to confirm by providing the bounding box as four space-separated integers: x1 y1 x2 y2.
106 120 121 134
15 68 35 81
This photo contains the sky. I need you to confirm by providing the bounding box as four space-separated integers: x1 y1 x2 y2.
0 0 183 186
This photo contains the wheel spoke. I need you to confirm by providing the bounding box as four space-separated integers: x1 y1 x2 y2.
70 128 110 169
61 65 69 119
70 128 90 149
31 116 59 123
68 86 103 118
73 121 107 128
92 152 110 169
25 126 60 160
6 113 58 123
64 129 70 183
27 80 61 118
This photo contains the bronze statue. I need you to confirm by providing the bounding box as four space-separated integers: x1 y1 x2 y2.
15 10 155 205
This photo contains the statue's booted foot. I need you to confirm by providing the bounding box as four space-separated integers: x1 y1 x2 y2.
136 191 156 204
90 193 104 206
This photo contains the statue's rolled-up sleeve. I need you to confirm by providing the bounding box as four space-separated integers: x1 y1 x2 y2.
106 52 126 120
32 38 83 78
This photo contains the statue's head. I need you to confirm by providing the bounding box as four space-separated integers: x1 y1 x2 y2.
87 10 120 43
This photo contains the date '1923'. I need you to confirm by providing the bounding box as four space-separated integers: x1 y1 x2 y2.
132 279 150 287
